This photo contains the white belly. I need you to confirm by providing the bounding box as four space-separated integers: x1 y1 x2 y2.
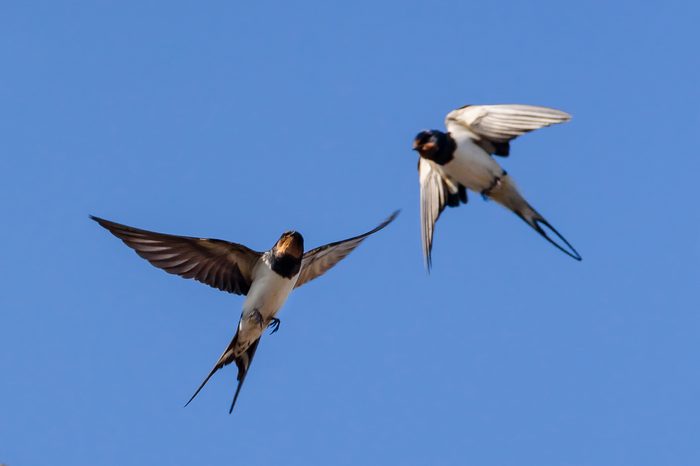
235 259 298 346
244 262 298 320
444 131 504 192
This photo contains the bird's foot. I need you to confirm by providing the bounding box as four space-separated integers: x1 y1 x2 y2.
481 173 505 200
268 317 281 335
249 309 264 329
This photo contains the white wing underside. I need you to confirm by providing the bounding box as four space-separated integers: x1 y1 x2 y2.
445 104 571 142
419 158 461 269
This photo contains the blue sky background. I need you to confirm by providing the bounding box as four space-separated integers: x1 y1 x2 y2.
1 1 699 465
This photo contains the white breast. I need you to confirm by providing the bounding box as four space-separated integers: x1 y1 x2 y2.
444 127 504 192
243 257 298 321
233 257 299 349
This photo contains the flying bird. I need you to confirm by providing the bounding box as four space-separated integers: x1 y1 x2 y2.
91 211 399 413
412 104 581 268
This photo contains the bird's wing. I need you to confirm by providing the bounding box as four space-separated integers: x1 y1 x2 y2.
445 104 570 156
419 158 467 270
91 216 261 295
294 210 400 288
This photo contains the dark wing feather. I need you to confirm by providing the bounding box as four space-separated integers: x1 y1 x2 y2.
294 210 399 288
91 216 261 295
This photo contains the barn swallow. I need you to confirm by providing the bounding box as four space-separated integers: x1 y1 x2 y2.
412 104 581 269
91 210 398 413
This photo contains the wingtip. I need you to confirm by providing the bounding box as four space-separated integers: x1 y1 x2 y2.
422 252 433 273
372 209 401 233
90 215 115 232
550 107 572 122
89 214 109 226
387 209 401 222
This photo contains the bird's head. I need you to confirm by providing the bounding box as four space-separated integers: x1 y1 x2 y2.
273 231 304 258
412 130 443 158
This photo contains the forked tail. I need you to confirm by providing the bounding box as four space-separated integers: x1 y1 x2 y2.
493 176 582 261
184 367 218 408
184 331 240 410
517 207 582 261
183 334 261 415
229 338 261 414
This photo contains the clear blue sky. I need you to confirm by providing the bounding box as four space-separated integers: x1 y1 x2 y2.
1 1 699 465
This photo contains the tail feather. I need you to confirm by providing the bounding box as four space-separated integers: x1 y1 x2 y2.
493 176 582 261
229 338 261 414
184 332 262 414
517 210 582 261
184 332 239 409
184 366 220 408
